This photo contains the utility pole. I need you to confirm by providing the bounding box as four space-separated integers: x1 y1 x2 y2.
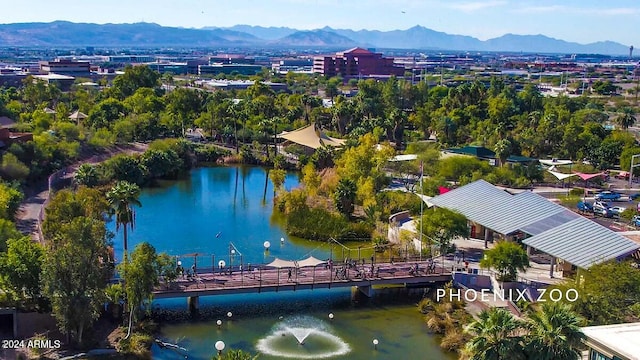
629 154 640 188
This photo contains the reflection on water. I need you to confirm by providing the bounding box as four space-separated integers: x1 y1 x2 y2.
105 166 453 360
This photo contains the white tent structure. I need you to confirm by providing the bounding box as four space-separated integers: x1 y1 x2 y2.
539 159 573 167
277 123 345 150
265 258 296 269
68 110 88 123
297 256 326 267
547 170 577 181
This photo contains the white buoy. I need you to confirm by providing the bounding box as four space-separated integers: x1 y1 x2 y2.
216 319 222 327
329 313 334 320
264 241 271 250
280 237 285 244
227 311 233 318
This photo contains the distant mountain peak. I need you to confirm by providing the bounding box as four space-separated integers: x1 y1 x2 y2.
0 21 630 55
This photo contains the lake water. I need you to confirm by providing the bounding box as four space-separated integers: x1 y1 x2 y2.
107 166 454 360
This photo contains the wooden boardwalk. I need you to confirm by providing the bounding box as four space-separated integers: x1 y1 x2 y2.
153 260 452 299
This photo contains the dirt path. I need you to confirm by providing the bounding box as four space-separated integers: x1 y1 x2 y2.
15 142 149 241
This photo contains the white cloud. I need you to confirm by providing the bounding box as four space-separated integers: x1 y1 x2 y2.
514 5 567 14
449 1 507 12
514 5 640 16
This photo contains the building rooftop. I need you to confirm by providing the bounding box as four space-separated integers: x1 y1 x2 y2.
582 322 640 360
429 180 640 268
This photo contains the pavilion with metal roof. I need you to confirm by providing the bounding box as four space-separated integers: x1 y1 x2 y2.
428 180 640 276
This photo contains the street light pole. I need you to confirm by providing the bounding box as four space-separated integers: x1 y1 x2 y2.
629 154 640 188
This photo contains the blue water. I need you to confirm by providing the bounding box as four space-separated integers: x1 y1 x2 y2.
108 166 334 268
107 166 454 360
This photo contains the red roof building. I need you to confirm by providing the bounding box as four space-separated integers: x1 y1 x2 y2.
313 47 405 78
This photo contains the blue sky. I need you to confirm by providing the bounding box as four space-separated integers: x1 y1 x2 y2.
1 0 638 45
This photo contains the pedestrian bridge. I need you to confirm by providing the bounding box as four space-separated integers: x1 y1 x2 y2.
153 259 452 301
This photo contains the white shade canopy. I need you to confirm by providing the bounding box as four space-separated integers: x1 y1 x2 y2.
297 256 327 267
539 159 573 167
68 110 88 120
265 258 297 269
547 170 578 181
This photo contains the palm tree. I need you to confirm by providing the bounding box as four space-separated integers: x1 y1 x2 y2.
106 181 142 260
464 308 525 360
494 139 512 167
74 163 98 187
523 302 585 360
616 107 636 130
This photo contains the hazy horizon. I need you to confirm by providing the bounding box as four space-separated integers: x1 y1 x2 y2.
0 0 638 46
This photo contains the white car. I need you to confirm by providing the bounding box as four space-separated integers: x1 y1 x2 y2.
610 206 626 216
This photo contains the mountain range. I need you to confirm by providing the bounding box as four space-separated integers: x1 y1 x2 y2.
0 21 631 55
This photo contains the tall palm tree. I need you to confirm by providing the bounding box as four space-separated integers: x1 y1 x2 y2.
523 302 585 360
465 308 525 360
106 181 142 260
616 107 636 130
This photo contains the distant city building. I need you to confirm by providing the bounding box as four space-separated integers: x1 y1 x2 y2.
186 59 209 74
272 58 313 74
196 79 287 91
146 62 188 74
39 59 90 75
108 55 155 63
209 55 255 65
33 73 76 91
313 47 405 78
198 64 263 76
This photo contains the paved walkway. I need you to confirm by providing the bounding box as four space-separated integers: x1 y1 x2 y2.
15 143 148 242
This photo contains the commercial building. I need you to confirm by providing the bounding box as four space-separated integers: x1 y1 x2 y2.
39 60 90 75
582 322 640 360
198 64 262 76
428 180 640 278
33 73 76 91
272 59 314 74
313 47 405 78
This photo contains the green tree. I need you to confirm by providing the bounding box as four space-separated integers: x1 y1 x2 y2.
480 241 529 282
215 349 259 360
42 216 110 345
464 308 525 360
418 208 468 256
119 242 159 339
0 218 22 252
112 65 161 99
0 153 30 181
107 181 142 259
523 302 585 360
493 139 512 167
333 178 357 217
0 182 23 220
0 235 44 304
269 169 287 197
74 163 99 187
101 154 146 185
42 187 109 240
616 107 636 130
551 261 640 325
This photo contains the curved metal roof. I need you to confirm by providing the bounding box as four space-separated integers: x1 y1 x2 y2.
429 180 640 268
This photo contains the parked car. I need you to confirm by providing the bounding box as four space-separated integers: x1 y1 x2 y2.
593 202 614 217
632 215 640 227
629 193 640 200
610 206 626 216
577 201 593 212
615 171 630 180
594 191 622 201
